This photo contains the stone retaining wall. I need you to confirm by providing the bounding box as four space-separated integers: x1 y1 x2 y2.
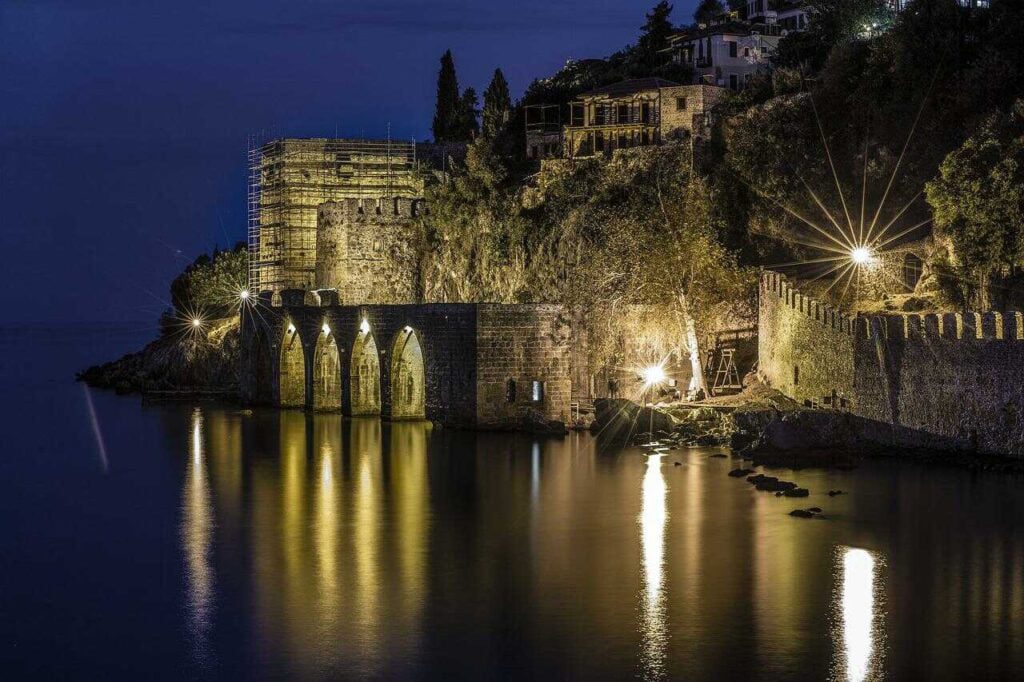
759 271 1024 456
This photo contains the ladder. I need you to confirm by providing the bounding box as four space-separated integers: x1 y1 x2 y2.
712 348 742 394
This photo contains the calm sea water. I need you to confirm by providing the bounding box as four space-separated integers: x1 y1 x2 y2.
1 326 1023 680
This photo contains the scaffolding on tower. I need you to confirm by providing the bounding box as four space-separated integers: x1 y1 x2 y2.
246 137 420 294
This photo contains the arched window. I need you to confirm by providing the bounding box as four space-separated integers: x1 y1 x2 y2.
506 379 517 403
903 253 923 291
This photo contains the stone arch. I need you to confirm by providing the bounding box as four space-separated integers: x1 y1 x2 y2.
350 328 381 415
390 327 426 420
279 320 306 408
313 322 342 410
903 252 923 291
253 325 274 403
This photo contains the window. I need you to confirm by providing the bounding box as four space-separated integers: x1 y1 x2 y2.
594 132 604 152
531 380 544 403
372 238 384 253
743 47 750 57
903 253 923 291
506 379 517 403
729 74 739 90
793 365 800 386
617 104 629 123
676 96 687 111
641 102 651 122
729 41 738 58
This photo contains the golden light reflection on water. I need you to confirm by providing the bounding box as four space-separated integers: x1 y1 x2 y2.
832 547 886 681
182 408 214 664
639 454 668 678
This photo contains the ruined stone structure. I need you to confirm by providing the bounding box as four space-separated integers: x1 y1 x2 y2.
315 197 424 304
247 138 423 294
759 271 1024 456
240 295 573 428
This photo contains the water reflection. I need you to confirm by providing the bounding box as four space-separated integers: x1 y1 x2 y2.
639 454 668 678
181 407 214 666
164 406 1024 679
833 547 885 681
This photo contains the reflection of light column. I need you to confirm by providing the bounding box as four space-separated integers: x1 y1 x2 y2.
639 454 668 678
182 407 214 665
837 547 881 682
315 429 339 629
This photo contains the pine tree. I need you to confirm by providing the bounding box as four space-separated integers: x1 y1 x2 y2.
458 87 480 140
637 2 675 71
694 0 724 24
481 69 512 140
432 50 461 143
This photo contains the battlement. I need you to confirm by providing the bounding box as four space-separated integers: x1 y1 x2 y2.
760 271 1024 343
760 270 855 335
319 196 427 220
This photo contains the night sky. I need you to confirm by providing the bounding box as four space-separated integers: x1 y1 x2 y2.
1 0 700 324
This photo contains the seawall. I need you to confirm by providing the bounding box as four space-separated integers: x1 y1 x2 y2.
759 271 1024 456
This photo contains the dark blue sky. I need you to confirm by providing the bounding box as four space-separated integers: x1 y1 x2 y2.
1 0 699 324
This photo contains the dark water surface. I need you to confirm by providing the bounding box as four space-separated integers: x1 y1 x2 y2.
2 327 1024 680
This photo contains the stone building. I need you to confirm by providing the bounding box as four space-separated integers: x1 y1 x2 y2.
665 21 781 91
247 138 424 294
561 78 727 158
315 197 424 304
241 172 577 428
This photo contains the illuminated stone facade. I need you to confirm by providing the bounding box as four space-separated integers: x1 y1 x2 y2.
240 298 573 429
759 271 1024 456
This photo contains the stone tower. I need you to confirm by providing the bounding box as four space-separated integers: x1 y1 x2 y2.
315 197 423 304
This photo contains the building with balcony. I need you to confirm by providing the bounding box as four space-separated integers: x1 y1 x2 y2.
746 1 809 32
665 21 781 91
560 78 727 159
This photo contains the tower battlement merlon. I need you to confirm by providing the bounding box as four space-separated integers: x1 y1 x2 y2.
319 196 428 220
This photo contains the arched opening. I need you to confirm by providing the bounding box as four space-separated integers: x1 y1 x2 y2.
903 253 923 291
350 328 381 415
279 321 306 408
391 327 426 420
254 328 274 403
313 322 341 410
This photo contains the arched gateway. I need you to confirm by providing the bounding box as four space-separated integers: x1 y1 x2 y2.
390 327 426 419
351 327 381 415
279 321 305 407
313 322 341 410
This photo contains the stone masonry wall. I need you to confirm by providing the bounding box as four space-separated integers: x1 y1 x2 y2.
758 271 856 408
659 84 727 140
315 197 422 304
241 299 573 430
759 271 1024 456
475 305 574 427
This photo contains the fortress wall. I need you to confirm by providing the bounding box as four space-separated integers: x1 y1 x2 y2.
758 271 856 408
315 198 422 305
759 271 1024 456
475 305 574 427
853 312 1024 455
240 301 572 429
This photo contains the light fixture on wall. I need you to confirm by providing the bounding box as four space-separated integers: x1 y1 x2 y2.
322 323 331 335
360 319 370 334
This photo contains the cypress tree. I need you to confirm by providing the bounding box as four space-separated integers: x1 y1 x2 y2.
458 87 480 140
432 50 461 143
481 69 512 140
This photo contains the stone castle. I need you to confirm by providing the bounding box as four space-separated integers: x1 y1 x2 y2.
241 138 575 429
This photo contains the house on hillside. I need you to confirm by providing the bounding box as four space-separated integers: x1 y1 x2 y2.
746 1 809 32
665 21 781 91
559 78 727 159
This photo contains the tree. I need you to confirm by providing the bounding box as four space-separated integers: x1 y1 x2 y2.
694 0 724 24
637 2 675 70
432 50 462 143
481 69 511 140
457 87 480 140
926 102 1024 309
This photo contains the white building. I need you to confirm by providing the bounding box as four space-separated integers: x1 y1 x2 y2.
665 22 781 91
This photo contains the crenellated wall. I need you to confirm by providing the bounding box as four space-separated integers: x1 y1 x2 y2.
315 197 424 305
759 271 1024 456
